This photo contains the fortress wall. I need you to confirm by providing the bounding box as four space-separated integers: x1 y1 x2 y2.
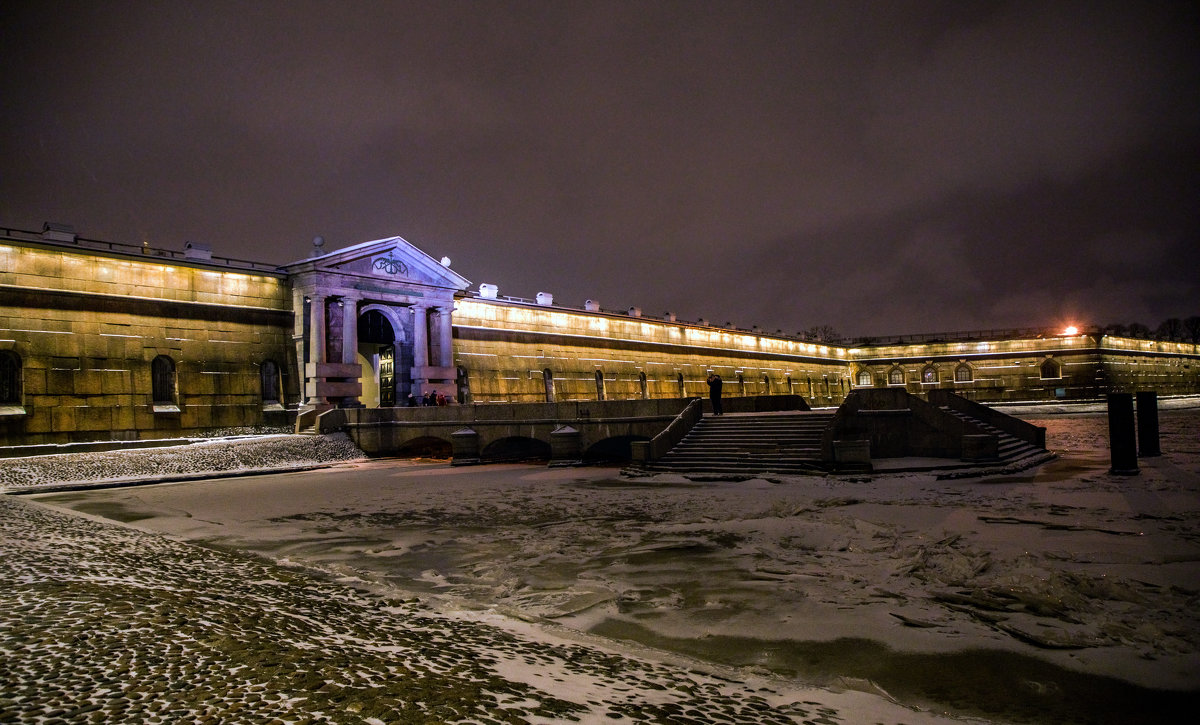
452 299 852 406
0 240 296 446
848 335 1200 401
1099 337 1200 395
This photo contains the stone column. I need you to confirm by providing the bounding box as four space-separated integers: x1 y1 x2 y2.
412 305 429 370
411 305 429 396
309 295 326 366
437 305 454 368
341 297 358 365
305 294 326 406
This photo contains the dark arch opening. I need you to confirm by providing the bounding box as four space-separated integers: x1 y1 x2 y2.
482 436 552 463
394 436 452 459
584 435 650 464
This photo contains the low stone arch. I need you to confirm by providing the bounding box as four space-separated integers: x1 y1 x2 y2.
583 434 650 463
394 435 452 459
482 436 552 462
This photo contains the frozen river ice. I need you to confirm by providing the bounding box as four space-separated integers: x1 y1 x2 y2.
22 407 1200 723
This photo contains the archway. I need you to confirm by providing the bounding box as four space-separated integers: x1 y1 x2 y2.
357 305 410 407
481 436 551 462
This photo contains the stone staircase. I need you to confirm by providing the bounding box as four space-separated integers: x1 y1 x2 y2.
638 411 835 475
938 406 1055 469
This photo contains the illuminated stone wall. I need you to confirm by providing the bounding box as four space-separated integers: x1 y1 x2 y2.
848 335 1199 401
0 237 297 446
452 299 852 406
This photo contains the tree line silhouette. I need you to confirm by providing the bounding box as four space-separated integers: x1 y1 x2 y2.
1102 316 1200 344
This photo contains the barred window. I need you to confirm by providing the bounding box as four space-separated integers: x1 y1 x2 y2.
261 360 281 404
0 351 20 404
151 355 176 404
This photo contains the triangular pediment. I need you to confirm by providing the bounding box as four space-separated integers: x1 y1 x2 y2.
283 236 471 290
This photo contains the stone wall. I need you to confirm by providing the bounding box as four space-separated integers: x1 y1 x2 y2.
0 237 297 445
849 334 1199 402
452 299 852 407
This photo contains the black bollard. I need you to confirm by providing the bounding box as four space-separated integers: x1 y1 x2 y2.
1107 393 1139 475
1136 391 1161 457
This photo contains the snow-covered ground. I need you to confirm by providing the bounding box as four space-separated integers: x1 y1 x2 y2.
17 404 1200 723
0 432 363 490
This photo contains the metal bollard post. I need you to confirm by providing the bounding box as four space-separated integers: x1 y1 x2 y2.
1136 391 1161 457
1107 393 1138 475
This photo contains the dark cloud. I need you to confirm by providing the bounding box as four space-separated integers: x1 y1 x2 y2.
2 0 1196 337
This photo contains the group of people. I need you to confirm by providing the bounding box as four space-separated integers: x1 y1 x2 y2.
407 391 449 407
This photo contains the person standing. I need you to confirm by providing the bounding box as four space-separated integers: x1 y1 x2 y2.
707 373 723 416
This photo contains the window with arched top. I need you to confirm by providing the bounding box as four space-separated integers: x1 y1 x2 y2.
888 367 905 385
1040 358 1061 380
856 369 872 387
0 351 21 404
594 370 605 401
922 365 938 384
151 355 177 406
260 360 281 404
954 364 973 383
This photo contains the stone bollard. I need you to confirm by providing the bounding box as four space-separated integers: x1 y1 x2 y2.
450 427 480 466
549 425 582 467
1136 391 1161 457
1107 393 1139 475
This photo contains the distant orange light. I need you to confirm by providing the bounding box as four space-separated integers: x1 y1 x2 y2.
1063 325 1079 335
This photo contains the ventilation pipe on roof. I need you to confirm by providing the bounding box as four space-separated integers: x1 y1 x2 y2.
536 292 554 306
585 299 600 312
479 283 499 299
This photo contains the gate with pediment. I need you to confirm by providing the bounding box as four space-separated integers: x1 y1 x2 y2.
282 236 471 413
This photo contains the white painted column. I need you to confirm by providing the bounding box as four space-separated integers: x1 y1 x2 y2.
437 305 453 368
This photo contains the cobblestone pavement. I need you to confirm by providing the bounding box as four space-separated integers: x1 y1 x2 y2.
0 495 941 725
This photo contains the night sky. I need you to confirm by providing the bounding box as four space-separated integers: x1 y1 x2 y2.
2 1 1197 337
